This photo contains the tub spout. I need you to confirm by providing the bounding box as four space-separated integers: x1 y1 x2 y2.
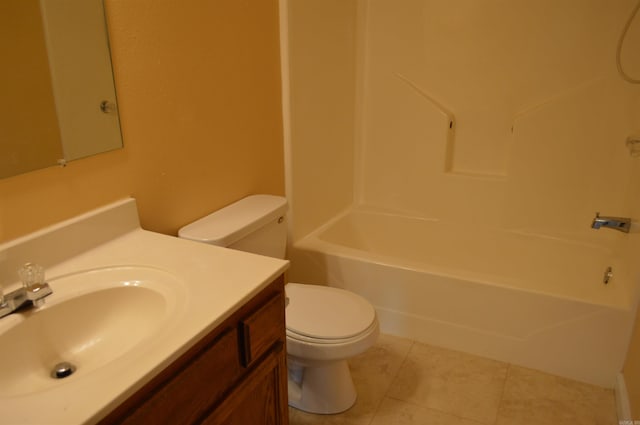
591 212 631 233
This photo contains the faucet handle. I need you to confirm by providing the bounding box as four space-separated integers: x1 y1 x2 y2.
18 263 46 290
19 263 52 306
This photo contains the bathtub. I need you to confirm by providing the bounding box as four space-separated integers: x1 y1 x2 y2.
289 208 636 388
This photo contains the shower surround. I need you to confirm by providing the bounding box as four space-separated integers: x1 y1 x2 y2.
282 0 640 387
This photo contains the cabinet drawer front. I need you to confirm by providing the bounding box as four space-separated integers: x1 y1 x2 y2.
122 327 241 424
239 293 285 367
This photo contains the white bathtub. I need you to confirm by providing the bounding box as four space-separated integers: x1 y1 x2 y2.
289 208 636 388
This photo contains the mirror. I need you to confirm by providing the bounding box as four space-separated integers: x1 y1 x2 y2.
0 0 123 179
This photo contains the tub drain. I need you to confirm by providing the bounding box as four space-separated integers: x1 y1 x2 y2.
51 362 76 379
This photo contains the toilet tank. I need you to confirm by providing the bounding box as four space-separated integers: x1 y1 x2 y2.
178 195 288 259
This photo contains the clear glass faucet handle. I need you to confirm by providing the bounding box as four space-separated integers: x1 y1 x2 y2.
18 263 45 289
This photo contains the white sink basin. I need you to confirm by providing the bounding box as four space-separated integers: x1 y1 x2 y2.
0 266 184 397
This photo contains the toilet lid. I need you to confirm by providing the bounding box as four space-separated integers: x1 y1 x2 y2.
285 283 376 340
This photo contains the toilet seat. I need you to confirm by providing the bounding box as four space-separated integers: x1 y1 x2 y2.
286 320 379 345
285 283 376 340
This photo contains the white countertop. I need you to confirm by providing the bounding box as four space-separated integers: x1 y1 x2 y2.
0 199 289 424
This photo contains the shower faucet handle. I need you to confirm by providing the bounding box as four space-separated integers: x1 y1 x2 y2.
591 212 631 233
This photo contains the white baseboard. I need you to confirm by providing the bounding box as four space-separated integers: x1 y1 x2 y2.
616 373 632 421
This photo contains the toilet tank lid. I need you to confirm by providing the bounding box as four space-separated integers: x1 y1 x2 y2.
178 194 287 246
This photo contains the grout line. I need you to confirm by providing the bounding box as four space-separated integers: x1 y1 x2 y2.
492 363 512 425
378 337 508 425
366 378 389 425
367 338 416 425
383 339 415 398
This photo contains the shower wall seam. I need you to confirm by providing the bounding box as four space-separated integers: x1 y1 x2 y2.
278 0 294 242
353 0 369 208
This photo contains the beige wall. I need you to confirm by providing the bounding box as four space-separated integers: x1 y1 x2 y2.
625 306 640 417
623 150 640 416
0 0 284 243
286 0 358 241
0 0 63 178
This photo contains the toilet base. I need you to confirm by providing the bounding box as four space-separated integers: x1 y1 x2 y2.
287 358 356 414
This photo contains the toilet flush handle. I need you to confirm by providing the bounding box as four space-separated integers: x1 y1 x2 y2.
285 296 290 307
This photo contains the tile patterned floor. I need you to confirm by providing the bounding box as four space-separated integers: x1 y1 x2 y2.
288 334 618 425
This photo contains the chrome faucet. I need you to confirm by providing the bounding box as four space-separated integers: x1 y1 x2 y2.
591 212 631 233
0 263 53 319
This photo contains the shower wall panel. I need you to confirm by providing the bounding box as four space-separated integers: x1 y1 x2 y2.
287 0 359 240
358 0 640 244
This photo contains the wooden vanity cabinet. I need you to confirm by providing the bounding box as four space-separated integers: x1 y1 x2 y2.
99 275 288 425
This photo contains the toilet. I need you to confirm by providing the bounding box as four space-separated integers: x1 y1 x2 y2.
178 194 379 414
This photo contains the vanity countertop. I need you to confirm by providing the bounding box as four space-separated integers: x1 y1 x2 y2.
0 198 289 424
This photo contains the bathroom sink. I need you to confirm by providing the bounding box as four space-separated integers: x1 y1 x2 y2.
0 198 289 424
0 266 184 397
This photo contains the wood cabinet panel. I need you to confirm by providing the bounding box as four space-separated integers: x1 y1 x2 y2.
239 292 285 367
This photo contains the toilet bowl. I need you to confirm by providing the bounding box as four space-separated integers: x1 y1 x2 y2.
178 194 379 414
285 283 379 414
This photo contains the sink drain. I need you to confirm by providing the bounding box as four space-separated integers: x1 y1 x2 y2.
51 362 76 379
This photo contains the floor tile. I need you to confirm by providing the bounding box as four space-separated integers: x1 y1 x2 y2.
387 342 508 423
349 333 414 411
495 366 618 425
288 335 618 425
289 333 413 425
370 397 486 425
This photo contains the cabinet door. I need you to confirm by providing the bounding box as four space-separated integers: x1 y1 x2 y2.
110 327 242 425
202 342 288 425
